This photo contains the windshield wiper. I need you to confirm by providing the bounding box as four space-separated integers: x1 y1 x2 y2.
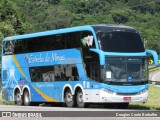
106 80 113 85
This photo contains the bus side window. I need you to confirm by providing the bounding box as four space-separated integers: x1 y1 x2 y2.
54 66 61 80
51 34 66 50
3 70 8 81
83 50 100 82
27 38 40 53
66 32 82 49
14 40 27 54
3 41 14 55
72 67 79 80
65 65 79 81
42 71 55 82
39 36 51 51
41 66 55 82
30 68 42 82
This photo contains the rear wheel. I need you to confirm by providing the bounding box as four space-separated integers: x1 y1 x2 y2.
64 89 75 107
76 89 88 108
15 90 23 106
23 90 31 106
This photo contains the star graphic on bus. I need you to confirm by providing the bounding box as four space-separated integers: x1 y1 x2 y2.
24 54 30 66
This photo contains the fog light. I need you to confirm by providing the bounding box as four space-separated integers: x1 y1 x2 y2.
102 97 107 100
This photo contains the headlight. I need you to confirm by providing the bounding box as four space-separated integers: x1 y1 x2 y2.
101 88 116 95
137 89 148 95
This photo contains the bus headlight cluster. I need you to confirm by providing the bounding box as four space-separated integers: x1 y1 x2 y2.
101 88 116 95
137 89 148 95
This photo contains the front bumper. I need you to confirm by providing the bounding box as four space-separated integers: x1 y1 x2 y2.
99 89 148 103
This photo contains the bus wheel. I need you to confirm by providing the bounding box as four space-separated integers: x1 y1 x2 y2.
64 89 75 107
23 90 31 106
76 89 87 108
15 90 23 106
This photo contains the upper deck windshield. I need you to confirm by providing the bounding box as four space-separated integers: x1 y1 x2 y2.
96 29 145 53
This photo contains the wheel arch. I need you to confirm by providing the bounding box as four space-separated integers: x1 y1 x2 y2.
62 84 73 102
74 84 84 96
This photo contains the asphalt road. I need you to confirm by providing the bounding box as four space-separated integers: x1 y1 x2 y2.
0 104 117 111
149 70 160 82
0 105 159 120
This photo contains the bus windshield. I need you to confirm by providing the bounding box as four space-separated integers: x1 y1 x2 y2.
97 31 145 52
100 57 148 85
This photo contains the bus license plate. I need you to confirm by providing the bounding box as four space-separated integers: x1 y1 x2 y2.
123 97 131 101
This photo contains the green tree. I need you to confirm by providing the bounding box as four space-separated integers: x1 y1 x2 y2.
1 0 160 54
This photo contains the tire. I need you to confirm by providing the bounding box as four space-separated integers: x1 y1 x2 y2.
15 90 23 106
76 89 88 108
23 90 31 106
104 103 115 108
64 89 75 107
116 103 129 109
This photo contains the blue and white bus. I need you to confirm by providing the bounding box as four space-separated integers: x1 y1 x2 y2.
1 24 158 108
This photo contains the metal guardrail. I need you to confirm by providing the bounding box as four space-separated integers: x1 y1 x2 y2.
148 65 160 86
148 65 160 70
149 80 160 86
0 80 1 92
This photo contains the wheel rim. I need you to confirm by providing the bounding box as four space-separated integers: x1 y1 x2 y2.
16 93 21 103
66 92 73 103
24 92 30 104
77 92 83 104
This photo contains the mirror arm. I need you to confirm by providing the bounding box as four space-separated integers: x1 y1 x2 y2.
146 50 159 66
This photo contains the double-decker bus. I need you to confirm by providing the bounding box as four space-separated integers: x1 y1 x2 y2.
1 24 158 108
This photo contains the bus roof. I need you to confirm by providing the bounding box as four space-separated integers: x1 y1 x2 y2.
3 24 136 41
91 24 137 33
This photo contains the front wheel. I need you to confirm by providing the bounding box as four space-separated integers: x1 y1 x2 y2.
76 89 88 108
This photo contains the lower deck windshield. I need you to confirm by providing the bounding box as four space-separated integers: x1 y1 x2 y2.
100 57 148 85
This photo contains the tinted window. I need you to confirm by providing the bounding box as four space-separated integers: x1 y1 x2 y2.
14 40 27 54
30 64 79 82
98 31 145 52
3 31 95 55
3 41 14 55
66 32 81 48
100 57 147 85
3 70 8 81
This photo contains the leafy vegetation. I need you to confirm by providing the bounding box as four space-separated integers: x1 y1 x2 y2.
0 0 160 54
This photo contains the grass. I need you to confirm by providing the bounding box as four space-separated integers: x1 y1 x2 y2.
0 92 15 105
0 91 2 104
129 85 160 110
